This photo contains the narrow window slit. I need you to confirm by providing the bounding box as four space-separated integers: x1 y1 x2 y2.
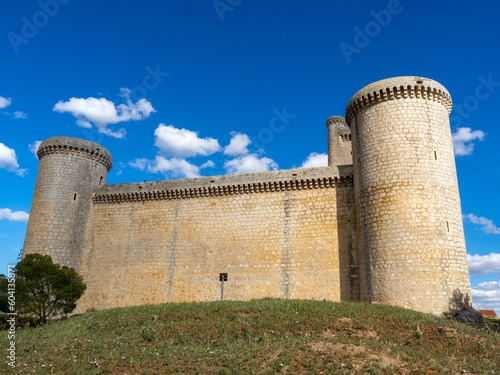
434 151 437 160
73 193 77 201
99 176 104 186
446 221 450 232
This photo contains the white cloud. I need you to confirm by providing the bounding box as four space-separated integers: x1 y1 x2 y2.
0 96 11 109
452 127 485 156
200 160 215 169
0 208 29 222
301 152 328 168
154 124 220 157
13 111 27 119
148 156 201 178
128 158 149 171
224 154 278 175
0 143 26 176
53 88 156 139
224 132 251 157
129 156 215 179
114 161 126 176
467 253 500 274
463 213 500 234
471 281 500 311
29 140 42 158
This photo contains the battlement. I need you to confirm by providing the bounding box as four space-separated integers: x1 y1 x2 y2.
345 76 453 126
37 136 113 171
92 165 353 204
326 116 347 127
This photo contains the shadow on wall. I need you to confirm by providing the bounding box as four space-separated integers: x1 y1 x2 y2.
336 170 359 302
448 289 486 328
450 289 473 310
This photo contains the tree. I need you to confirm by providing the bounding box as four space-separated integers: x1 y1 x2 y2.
8 254 86 325
0 274 8 313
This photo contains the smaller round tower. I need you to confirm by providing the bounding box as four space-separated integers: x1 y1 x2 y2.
326 116 352 166
23 137 112 272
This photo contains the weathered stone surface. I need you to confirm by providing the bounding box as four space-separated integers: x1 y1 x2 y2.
326 116 352 167
346 76 471 315
23 137 111 272
22 76 472 316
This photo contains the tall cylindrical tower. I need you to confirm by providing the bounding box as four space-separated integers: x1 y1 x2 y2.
326 116 352 166
345 76 471 314
23 137 112 272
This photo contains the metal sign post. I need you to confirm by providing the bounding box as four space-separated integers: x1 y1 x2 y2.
219 273 228 301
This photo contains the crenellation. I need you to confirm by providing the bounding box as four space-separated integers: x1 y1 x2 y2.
22 76 472 316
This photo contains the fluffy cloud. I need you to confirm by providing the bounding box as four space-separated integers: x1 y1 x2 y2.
301 152 328 168
29 140 42 158
0 208 29 222
154 124 221 157
13 111 27 119
129 156 214 179
200 160 215 169
467 253 500 274
128 158 149 171
129 124 220 179
53 89 156 138
224 154 278 175
452 127 485 156
0 96 11 109
471 281 500 311
222 130 278 174
0 143 26 176
148 157 202 178
463 214 500 234
224 132 250 157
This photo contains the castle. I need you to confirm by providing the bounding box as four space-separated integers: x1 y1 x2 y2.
22 76 472 315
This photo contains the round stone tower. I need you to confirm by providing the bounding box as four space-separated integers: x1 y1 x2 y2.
326 116 353 166
345 76 471 314
23 137 112 272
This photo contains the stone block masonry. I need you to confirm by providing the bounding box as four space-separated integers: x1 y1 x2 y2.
23 137 112 272
76 167 357 312
346 77 470 314
22 76 472 315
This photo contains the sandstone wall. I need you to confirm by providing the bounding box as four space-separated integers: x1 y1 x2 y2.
22 137 112 272
346 77 471 314
76 166 357 312
326 116 352 166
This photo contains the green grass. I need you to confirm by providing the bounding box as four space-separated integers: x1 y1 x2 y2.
2 299 499 374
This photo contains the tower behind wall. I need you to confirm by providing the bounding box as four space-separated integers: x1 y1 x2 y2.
346 76 471 314
23 137 112 272
326 116 352 166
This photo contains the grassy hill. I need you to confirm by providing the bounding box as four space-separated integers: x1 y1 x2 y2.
2 299 499 374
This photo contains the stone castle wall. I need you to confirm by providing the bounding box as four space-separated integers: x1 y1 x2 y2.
346 77 471 314
75 166 357 312
22 76 473 316
23 137 112 272
326 116 352 167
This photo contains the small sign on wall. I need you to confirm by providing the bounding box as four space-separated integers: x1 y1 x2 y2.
219 273 228 301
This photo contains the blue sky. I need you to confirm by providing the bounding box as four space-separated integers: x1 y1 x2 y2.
1 0 499 310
